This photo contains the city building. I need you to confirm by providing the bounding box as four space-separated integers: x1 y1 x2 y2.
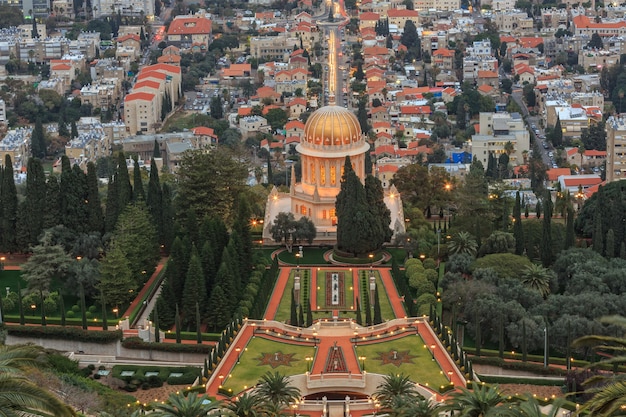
166 10 213 51
91 0 155 19
606 115 626 182
470 112 530 168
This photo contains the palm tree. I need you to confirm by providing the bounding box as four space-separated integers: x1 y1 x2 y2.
512 395 564 417
0 345 76 417
448 231 478 257
149 391 223 417
226 392 266 417
255 372 300 407
520 264 553 298
387 395 440 417
441 382 514 417
373 373 419 409
572 315 626 416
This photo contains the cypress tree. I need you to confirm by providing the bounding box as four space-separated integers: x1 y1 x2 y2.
146 159 162 240
513 191 524 255
355 297 362 326
540 192 553 267
42 175 61 230
58 114 70 138
39 291 46 326
79 283 87 330
593 212 604 255
1 155 18 252
621 242 626 259
364 288 372 326
23 158 46 246
564 206 575 249
59 291 66 326
175 304 181 343
31 118 45 158
181 247 206 330
606 229 615 258
153 301 160 342
365 175 393 251
116 152 132 212
132 157 144 201
70 120 78 138
266 153 273 185
17 283 24 325
153 139 161 158
475 310 481 356
161 183 175 252
306 300 312 327
524 204 529 218
522 320 527 362
196 302 202 344
290 288 297 325
498 316 504 359
536 201 541 218
201 240 216 295
86 162 104 234
298 304 304 328
101 290 108 331
373 286 382 324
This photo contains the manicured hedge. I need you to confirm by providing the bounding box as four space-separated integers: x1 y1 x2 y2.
6 325 122 343
122 337 212 354
478 374 565 386
164 331 220 342
470 356 567 376
112 364 201 386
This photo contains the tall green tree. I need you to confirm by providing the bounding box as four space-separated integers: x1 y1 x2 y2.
256 372 301 407
181 247 206 330
364 175 393 251
105 173 119 232
116 152 132 213
564 206 575 249
132 157 144 201
98 244 135 307
336 156 375 255
42 175 61 230
110 203 159 284
513 191 524 255
176 149 247 224
1 155 18 252
86 162 104 234
31 118 46 158
540 193 553 267
146 158 162 241
373 286 382 324
373 373 419 409
60 157 88 233
23 158 47 246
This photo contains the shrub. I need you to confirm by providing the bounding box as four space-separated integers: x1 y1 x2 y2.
147 375 163 388
71 305 80 313
124 384 137 392
79 367 93 378
88 305 97 313
94 373 101 380
98 365 106 370
424 269 438 284
66 310 75 318
85 311 93 319
87 364 96 371
6 325 122 343
141 382 150 390
423 258 437 270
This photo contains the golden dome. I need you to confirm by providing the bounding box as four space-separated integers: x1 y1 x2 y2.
302 105 363 150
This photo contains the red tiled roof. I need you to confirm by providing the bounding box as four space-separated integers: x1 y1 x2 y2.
167 16 212 35
193 126 216 136
125 92 156 102
547 168 571 181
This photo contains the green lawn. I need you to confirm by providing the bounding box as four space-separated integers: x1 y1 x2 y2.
314 270 355 311
277 248 329 265
386 248 408 265
358 270 397 320
355 335 449 389
221 338 316 395
272 272 295 323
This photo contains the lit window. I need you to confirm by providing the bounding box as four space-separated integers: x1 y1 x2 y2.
301 205 307 215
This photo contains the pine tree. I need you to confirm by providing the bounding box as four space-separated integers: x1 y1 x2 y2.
536 201 542 218
206 284 230 331
1 155 18 252
161 183 175 251
513 191 524 255
522 320 527 362
365 175 393 251
86 162 104 234
42 175 61 230
98 245 135 306
373 286 382 324
116 152 132 212
524 204 529 218
182 247 208 330
564 206 575 249
355 297 362 326
132 157 145 201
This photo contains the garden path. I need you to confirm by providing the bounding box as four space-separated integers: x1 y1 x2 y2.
377 268 406 318
264 267 290 319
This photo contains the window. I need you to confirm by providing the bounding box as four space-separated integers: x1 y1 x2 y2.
330 166 336 185
322 210 327 219
300 205 307 215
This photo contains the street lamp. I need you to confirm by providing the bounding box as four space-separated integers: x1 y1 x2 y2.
0 256 5 274
429 344 436 360
30 304 37 316
305 356 312 372
358 355 366 371
368 253 374 270
112 307 119 319
235 347 241 364
295 253 300 272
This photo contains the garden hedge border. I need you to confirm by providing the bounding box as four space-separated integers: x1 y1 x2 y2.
122 337 212 354
5 325 122 343
112 364 201 386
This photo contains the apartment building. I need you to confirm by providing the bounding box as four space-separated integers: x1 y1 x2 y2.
0 128 32 171
606 115 626 182
91 0 155 18
470 112 530 167
250 35 299 61
166 10 213 51
493 10 533 33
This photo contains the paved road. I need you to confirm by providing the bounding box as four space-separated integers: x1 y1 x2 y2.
510 89 552 166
